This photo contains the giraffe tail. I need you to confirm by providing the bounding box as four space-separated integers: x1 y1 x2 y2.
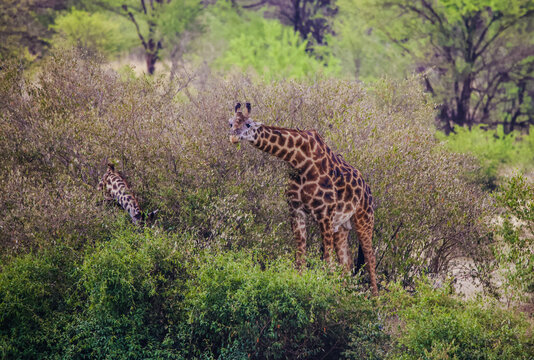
353 243 365 276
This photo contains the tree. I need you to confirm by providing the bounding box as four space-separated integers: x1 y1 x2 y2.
86 0 202 75
50 8 138 57
237 0 337 49
356 0 534 131
0 0 70 59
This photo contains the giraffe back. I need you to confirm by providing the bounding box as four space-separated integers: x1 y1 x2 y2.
98 163 143 224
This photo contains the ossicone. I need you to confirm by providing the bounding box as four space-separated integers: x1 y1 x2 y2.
235 102 241 113
107 163 115 171
244 102 251 116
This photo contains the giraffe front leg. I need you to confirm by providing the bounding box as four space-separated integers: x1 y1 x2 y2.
334 227 352 273
290 208 307 271
318 217 335 267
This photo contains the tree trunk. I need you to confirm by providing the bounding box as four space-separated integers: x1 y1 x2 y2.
146 51 157 75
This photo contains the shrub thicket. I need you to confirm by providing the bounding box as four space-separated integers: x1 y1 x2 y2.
2 228 532 359
0 227 388 359
383 280 534 360
0 246 78 358
436 125 534 188
494 175 534 301
0 50 493 286
182 252 386 359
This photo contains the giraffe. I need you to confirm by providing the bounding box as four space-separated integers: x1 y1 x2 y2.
228 103 378 295
98 163 157 225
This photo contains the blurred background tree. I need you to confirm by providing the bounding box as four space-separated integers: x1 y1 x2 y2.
238 0 338 49
0 0 70 60
78 0 203 74
362 0 534 132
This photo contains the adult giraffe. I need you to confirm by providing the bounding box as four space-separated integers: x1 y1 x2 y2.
228 103 378 295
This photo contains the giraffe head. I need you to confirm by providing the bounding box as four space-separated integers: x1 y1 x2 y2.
228 102 260 143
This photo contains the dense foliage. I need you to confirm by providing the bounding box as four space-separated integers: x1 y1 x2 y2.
0 227 387 359
383 281 534 359
2 2 534 355
1 229 532 359
494 175 534 300
437 125 534 188
1 51 493 287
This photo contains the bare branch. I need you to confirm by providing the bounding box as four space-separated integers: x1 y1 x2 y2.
123 5 148 49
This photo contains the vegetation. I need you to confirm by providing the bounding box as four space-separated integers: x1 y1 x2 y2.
494 175 534 300
437 125 534 188
1 1 534 358
383 281 534 359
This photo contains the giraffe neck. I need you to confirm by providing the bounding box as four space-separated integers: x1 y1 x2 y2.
252 125 314 170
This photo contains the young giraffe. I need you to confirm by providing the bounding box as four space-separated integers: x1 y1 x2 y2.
229 103 378 295
98 163 156 225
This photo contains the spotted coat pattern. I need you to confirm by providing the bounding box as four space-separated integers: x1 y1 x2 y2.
98 163 143 225
229 103 378 295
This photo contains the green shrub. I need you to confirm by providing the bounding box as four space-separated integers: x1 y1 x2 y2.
436 125 534 188
384 280 534 360
181 252 387 359
197 3 340 81
50 8 138 57
494 175 534 299
0 246 78 359
65 227 189 359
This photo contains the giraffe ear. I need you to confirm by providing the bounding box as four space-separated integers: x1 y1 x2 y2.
107 163 115 171
235 102 241 113
244 102 251 116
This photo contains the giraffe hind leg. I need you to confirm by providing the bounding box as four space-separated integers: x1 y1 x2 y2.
354 212 378 296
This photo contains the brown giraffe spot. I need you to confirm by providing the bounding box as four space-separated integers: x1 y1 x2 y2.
324 192 335 203
283 152 293 161
311 198 323 208
301 142 311 157
318 176 333 189
344 189 353 202
305 167 319 181
303 183 317 194
277 136 286 146
287 137 294 148
294 151 305 164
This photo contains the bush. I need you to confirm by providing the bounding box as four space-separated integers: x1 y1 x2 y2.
180 252 387 359
494 175 534 300
65 228 189 359
0 246 78 359
0 228 387 359
0 50 493 287
383 280 534 360
436 125 534 188
50 8 138 57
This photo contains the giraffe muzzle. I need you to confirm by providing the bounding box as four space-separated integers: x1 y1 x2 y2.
229 135 239 143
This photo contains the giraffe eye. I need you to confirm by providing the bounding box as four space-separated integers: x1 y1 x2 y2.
246 123 251 128
229 123 232 128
